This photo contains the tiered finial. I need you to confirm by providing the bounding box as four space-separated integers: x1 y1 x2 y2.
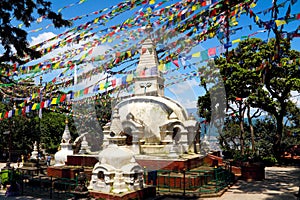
145 20 153 35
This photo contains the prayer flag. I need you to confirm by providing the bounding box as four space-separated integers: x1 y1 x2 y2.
201 50 209 61
208 47 216 57
192 52 200 57
51 98 58 105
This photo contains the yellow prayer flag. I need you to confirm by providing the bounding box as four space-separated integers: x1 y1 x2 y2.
126 74 133 82
209 32 216 38
51 98 58 105
192 52 200 57
275 20 286 26
232 21 238 26
53 62 60 69
250 2 256 8
232 39 241 44
100 83 104 90
15 109 19 116
32 93 37 99
255 15 259 22
146 7 152 13
149 0 155 5
94 18 99 24
158 63 165 71
192 5 197 11
32 103 37 110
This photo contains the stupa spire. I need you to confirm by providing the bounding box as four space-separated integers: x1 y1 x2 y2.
134 21 164 96
62 117 71 144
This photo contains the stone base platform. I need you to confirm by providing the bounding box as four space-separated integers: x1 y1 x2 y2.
136 154 205 171
66 154 98 167
47 154 204 179
47 166 93 180
89 186 156 200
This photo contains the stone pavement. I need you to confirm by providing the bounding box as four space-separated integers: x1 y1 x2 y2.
0 164 299 200
159 166 300 200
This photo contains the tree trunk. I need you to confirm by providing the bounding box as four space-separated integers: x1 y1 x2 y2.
247 108 255 153
239 103 245 155
274 114 284 161
240 118 245 155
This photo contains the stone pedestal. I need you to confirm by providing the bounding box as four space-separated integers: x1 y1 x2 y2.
241 162 265 181
112 171 128 194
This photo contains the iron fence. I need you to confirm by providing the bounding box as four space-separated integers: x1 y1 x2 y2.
146 167 234 196
0 168 80 199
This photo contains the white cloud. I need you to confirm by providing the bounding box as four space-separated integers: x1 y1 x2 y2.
166 78 200 109
87 45 111 59
181 98 198 109
168 78 199 95
291 90 300 108
30 32 57 47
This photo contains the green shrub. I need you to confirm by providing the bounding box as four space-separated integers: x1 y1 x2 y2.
262 156 277 166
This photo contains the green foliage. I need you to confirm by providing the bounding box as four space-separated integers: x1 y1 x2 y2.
0 0 71 65
40 111 78 154
0 101 79 156
262 156 278 166
197 37 300 160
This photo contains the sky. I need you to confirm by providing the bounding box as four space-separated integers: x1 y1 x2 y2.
11 0 300 111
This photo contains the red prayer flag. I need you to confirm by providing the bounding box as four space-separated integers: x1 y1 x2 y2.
84 88 89 95
22 107 26 116
172 60 180 68
208 47 216 56
111 79 116 87
60 94 66 102
4 111 8 118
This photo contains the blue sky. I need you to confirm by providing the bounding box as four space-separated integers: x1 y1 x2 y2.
15 0 300 110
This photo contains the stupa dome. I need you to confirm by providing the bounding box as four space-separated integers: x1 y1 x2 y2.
99 144 134 169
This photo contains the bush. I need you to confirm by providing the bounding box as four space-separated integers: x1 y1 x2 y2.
262 156 277 166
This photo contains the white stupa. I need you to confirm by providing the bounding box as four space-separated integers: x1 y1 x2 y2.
54 118 73 166
102 24 200 156
89 136 144 193
30 141 39 160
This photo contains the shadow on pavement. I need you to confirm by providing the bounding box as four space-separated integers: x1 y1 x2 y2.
228 166 300 200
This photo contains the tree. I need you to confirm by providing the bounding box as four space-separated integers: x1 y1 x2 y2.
246 38 300 160
0 0 71 100
198 37 300 161
0 0 71 64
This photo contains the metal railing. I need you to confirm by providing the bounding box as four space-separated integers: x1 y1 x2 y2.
0 168 80 199
145 167 234 196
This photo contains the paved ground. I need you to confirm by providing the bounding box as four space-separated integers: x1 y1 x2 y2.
0 164 299 200
160 166 300 200
200 166 300 200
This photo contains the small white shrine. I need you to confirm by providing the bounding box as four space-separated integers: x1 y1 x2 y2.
30 141 39 160
88 136 144 193
54 119 74 166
